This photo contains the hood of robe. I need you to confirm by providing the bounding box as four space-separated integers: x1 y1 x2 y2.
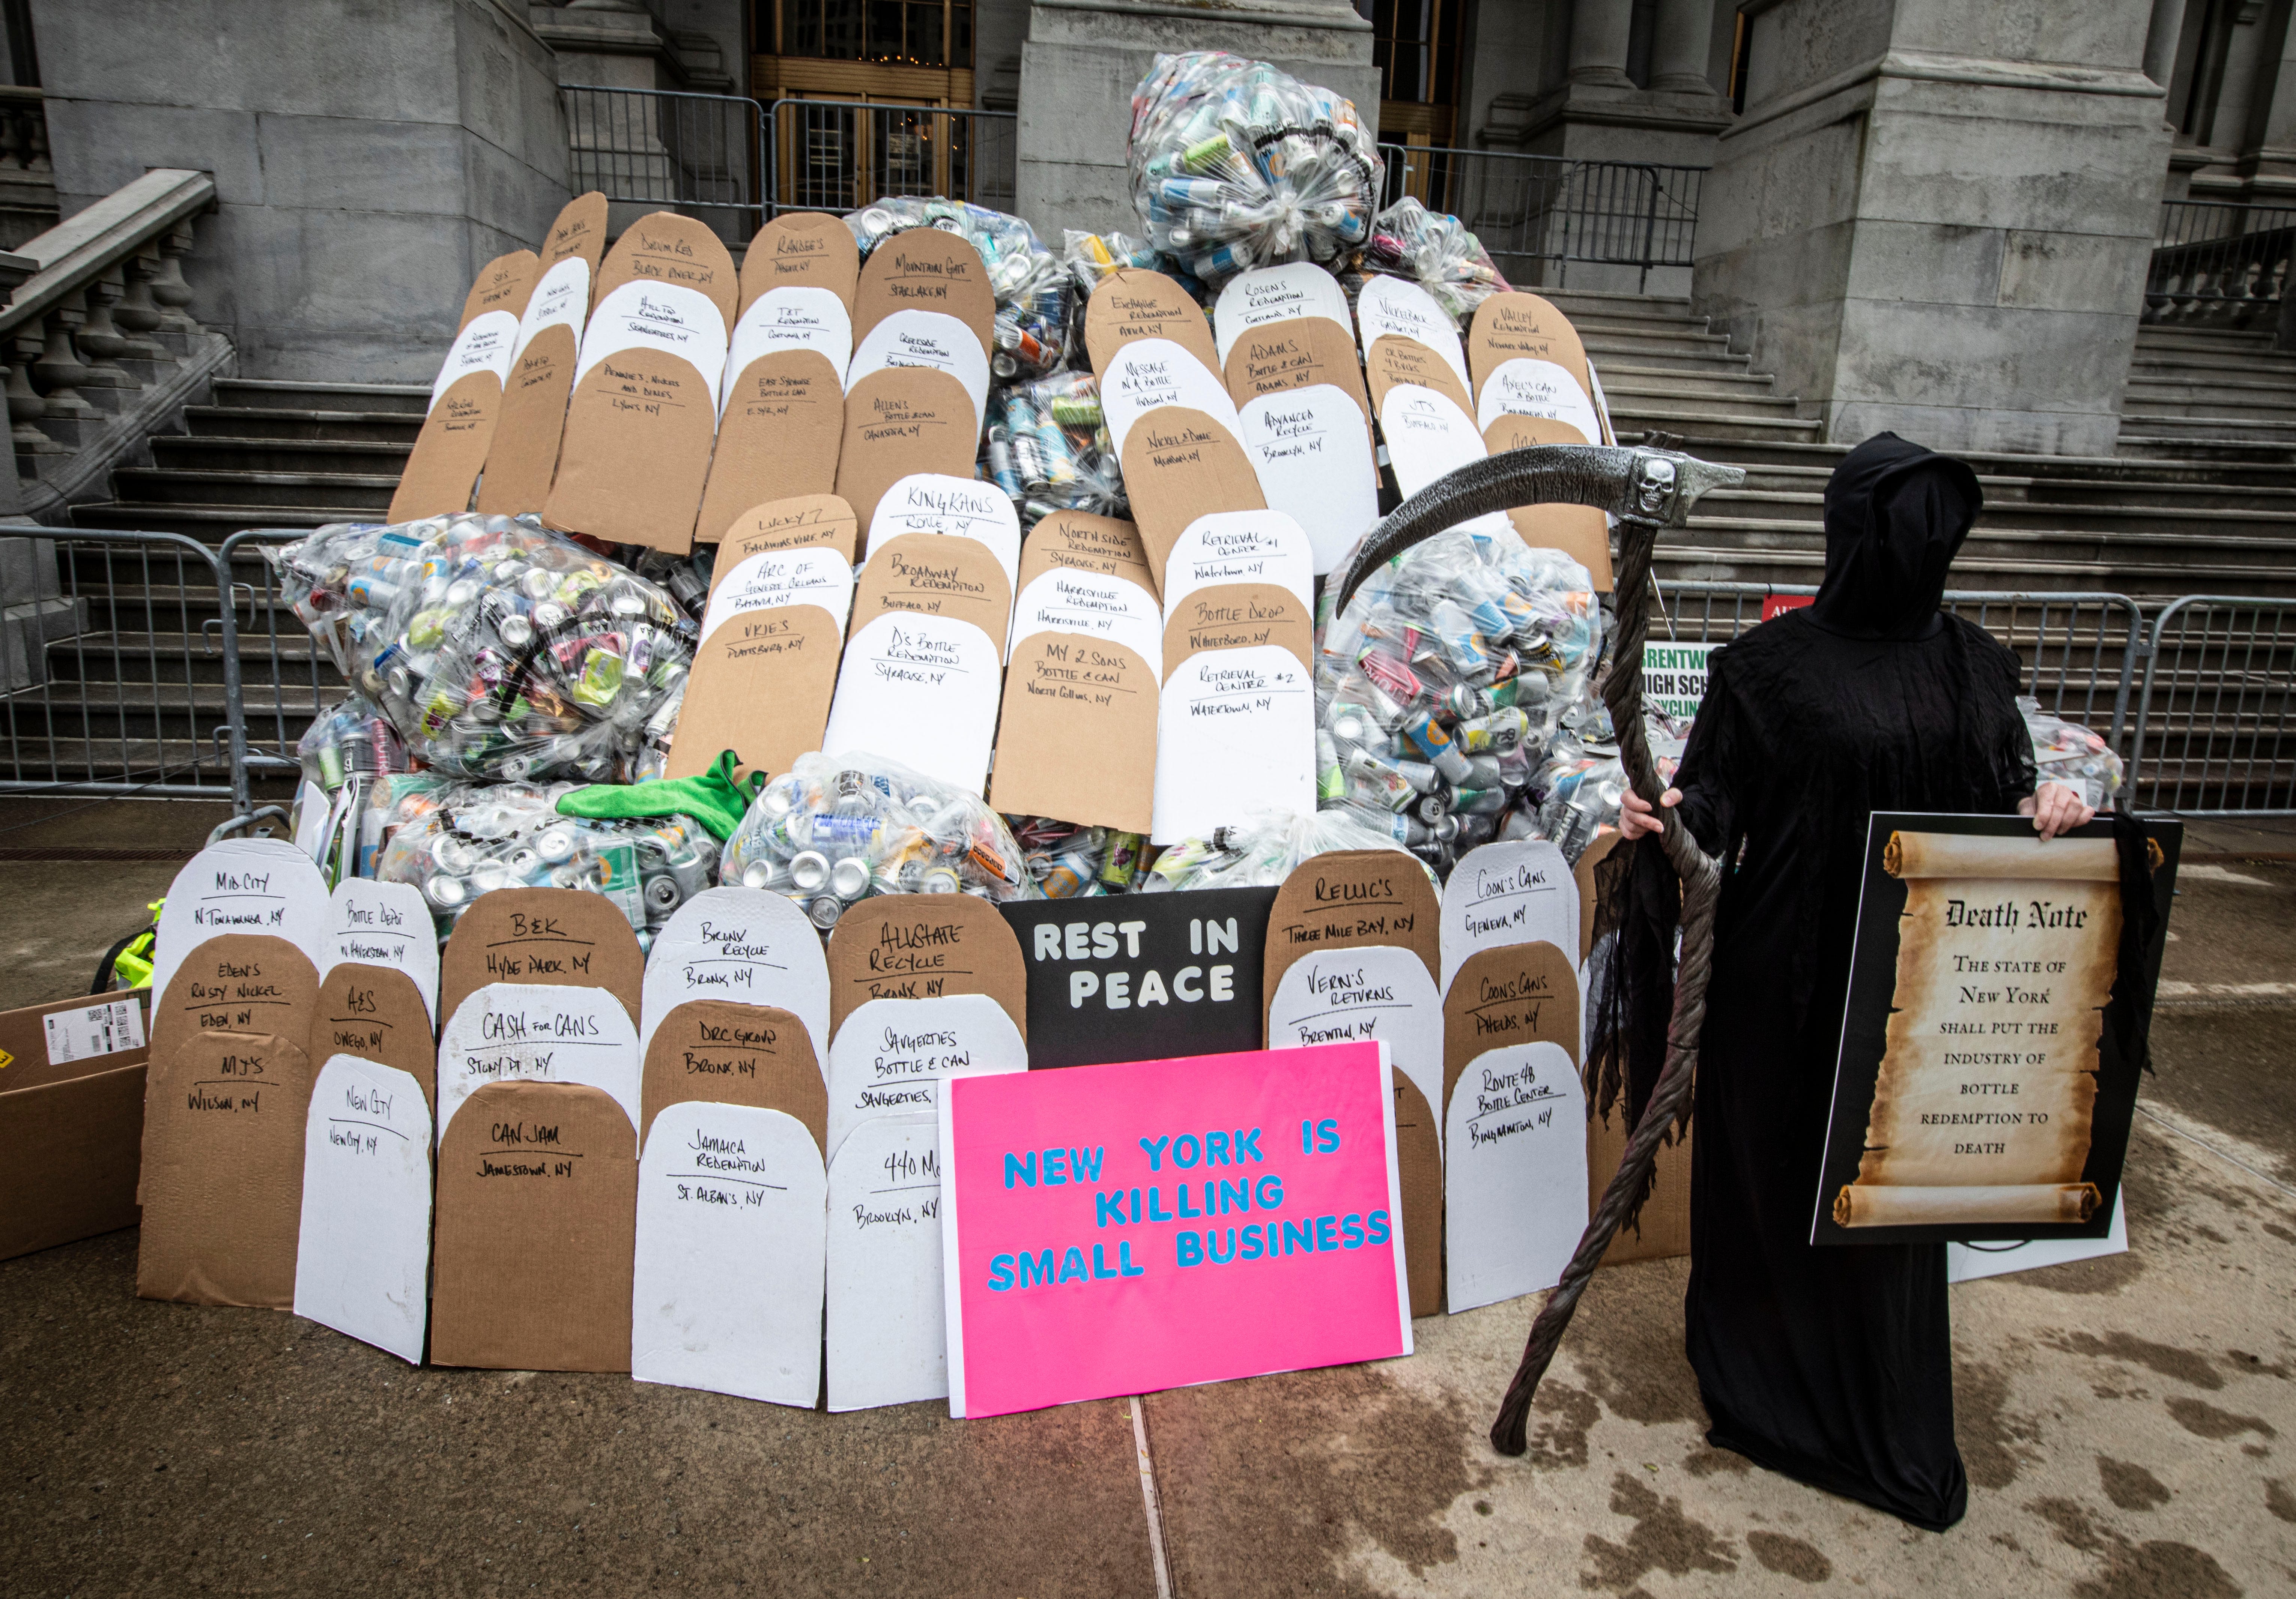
1810 432 1984 641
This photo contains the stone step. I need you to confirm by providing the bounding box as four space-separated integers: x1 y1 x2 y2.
1635 428 2296 487
1698 487 2296 542
150 434 413 476
1722 458 2296 511
39 630 322 688
2116 410 2296 442
107 467 397 512
1597 376 1803 412
1605 403 1824 443
212 377 429 415
1568 322 1735 355
0 733 247 788
182 404 423 444
1580 340 1753 374
2128 348 2296 378
1687 509 2296 566
2121 386 2296 417
2132 326 2284 352
70 501 345 538
1539 289 1695 322
0 675 326 741
1654 539 2294 597
1580 361 1780 398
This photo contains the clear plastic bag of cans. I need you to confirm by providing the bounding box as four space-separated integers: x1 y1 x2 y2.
1006 816 1150 897
1532 730 1624 868
1063 228 1162 296
1140 806 1433 892
627 546 714 625
845 195 1057 307
1126 52 1383 286
375 780 717 942
719 750 1043 930
269 518 429 675
1361 196 1510 325
296 691 407 802
2019 696 2123 810
1313 526 1600 877
988 370 1128 527
277 512 699 786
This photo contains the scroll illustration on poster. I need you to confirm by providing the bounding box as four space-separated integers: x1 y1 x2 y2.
1813 813 2179 1245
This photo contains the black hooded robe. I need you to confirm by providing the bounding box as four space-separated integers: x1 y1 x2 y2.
1666 434 2036 1531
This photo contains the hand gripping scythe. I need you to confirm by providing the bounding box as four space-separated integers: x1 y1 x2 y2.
1325 442 1744 1455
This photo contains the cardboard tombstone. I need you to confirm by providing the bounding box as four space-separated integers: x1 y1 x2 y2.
825 1111 946 1410
477 192 610 515
1235 385 1380 574
388 249 536 520
1019 509 1162 598
1439 839 1580 994
847 532 1014 649
640 999 827 1156
833 367 981 541
715 492 863 571
1119 404 1269 586
313 964 436 1102
1441 941 1582 1114
1222 316 1371 434
1263 849 1442 998
541 213 738 553
851 226 994 354
632 1102 825 1405
848 308 991 434
1444 1040 1588 1311
825 992 1027 1160
1357 275 1470 378
741 210 861 311
1159 586 1314 682
865 472 1023 591
1007 558 1163 667
821 604 1005 795
668 543 853 781
694 348 847 547
136 935 320 1309
1212 262 1353 368
1085 267 1221 377
1152 644 1315 845
434 980 644 1149
1392 1074 1443 1317
293 1055 432 1364
1101 337 1240 456
432 1081 637 1372
1269 944 1442 1142
1477 356 1602 446
323 879 439 1023
823 894 1028 1041
1160 509 1314 615
437 888 644 1033
1466 290 1597 406
1365 334 1474 418
1379 384 1498 505
1481 412 1615 589
150 839 330 1035
638 888 832 1070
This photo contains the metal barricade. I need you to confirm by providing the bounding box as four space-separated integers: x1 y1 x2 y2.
562 85 766 239
1655 582 2147 750
2126 596 2296 815
764 98 1017 217
215 529 341 804
1376 144 1706 292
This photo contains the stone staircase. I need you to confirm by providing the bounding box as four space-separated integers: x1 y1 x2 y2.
1543 289 2296 601
28 379 415 784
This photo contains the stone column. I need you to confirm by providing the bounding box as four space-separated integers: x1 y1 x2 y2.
1013 0 1379 240
2143 0 2188 89
1568 0 1634 87
1649 0 1717 94
1693 0 2171 456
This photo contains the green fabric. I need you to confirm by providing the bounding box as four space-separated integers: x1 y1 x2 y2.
554 750 761 841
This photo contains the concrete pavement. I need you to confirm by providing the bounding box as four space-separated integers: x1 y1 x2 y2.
0 801 2291 1596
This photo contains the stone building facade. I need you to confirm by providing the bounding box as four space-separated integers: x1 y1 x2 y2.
6 0 2275 454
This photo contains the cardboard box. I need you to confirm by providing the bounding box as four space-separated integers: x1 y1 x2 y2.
0 992 151 1260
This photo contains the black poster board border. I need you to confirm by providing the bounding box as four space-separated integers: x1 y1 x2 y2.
1810 811 2181 1247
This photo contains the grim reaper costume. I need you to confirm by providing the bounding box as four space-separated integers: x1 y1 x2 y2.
1661 433 2032 1530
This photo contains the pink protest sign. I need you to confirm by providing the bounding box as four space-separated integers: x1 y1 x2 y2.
940 1040 1411 1418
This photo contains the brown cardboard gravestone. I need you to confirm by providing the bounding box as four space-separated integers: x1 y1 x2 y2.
1016 510 1159 597
541 213 739 553
847 532 1012 644
740 210 860 312
431 1080 636 1372
1261 849 1441 1004
313 963 436 1105
851 227 994 353
824 894 1028 1041
1221 317 1371 429
1118 404 1268 584
1365 333 1473 418
989 635 1159 833
1440 940 1581 1115
1084 268 1221 376
136 935 319 1308
438 888 645 1034
1465 290 1598 402
664 603 845 784
1481 411 1615 590
1394 1075 1443 1317
693 349 847 546
476 191 610 515
639 1000 827 1156
834 367 981 541
715 492 862 572
1159 583 1314 682
388 249 537 520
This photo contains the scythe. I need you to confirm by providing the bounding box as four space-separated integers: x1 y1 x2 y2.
1326 441 1744 1455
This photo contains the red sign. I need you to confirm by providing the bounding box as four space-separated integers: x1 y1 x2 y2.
1762 594 1814 621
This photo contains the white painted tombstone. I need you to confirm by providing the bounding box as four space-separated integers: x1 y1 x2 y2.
1444 1041 1588 1312
825 1112 947 1410
294 1055 433 1364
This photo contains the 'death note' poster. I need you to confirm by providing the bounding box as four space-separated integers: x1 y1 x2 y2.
1812 813 2179 1246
